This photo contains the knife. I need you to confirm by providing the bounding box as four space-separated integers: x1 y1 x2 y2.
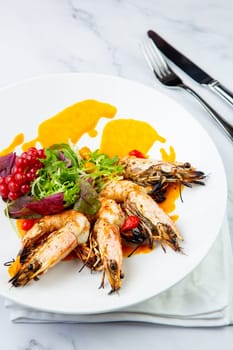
148 30 233 107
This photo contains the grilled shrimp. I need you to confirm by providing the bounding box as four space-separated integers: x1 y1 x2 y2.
94 198 125 293
21 210 80 250
121 156 206 200
101 180 183 252
9 211 90 286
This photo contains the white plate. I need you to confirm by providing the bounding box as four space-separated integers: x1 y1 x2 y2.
0 73 227 314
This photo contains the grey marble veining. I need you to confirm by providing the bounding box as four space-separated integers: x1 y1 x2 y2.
0 0 233 349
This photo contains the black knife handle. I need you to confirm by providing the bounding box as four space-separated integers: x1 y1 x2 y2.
208 81 233 107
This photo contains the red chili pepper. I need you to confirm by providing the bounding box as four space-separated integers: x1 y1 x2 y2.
121 215 140 232
128 149 146 159
21 219 36 231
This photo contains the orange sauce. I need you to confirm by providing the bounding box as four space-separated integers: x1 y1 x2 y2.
122 243 153 257
159 183 181 215
160 145 176 162
22 100 117 150
0 133 24 156
159 146 181 219
100 119 166 157
15 219 27 239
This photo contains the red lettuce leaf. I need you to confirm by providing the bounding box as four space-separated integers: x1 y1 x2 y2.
74 179 100 215
58 151 72 167
25 193 65 216
6 193 65 218
0 152 16 177
6 195 41 219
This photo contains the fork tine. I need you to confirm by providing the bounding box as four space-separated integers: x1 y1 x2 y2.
141 39 171 78
140 40 163 79
140 41 152 70
147 38 171 74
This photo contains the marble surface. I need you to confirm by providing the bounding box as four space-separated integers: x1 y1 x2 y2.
0 0 233 348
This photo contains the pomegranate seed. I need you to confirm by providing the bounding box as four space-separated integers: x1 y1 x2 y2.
8 181 20 193
0 183 9 197
28 147 38 157
11 166 24 174
37 149 46 158
26 173 34 182
0 147 44 201
22 158 29 167
20 184 30 194
28 147 38 152
26 169 37 182
11 166 17 174
8 191 20 201
16 157 24 167
33 159 43 169
14 173 27 184
5 175 14 184
0 177 6 185
25 154 33 164
21 152 28 159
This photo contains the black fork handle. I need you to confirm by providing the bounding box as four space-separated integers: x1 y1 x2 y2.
180 83 233 142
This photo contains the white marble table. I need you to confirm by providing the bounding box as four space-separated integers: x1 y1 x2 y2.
0 0 233 348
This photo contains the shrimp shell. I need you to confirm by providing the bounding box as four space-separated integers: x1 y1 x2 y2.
121 155 206 188
9 212 90 286
94 198 125 293
101 180 183 252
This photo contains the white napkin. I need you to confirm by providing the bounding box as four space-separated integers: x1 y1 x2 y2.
5 216 233 327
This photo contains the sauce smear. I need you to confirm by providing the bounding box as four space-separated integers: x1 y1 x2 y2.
122 243 152 257
160 145 176 162
0 133 24 156
159 183 180 215
22 100 117 150
100 119 166 157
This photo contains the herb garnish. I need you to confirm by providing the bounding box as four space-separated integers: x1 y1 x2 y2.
28 143 123 216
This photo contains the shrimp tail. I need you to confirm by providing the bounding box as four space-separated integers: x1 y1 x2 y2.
94 198 124 293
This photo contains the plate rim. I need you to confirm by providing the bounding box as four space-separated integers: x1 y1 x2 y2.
0 72 228 314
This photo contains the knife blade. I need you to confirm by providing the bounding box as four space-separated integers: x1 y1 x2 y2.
148 30 233 106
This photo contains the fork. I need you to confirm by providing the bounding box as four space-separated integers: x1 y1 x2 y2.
141 38 233 142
